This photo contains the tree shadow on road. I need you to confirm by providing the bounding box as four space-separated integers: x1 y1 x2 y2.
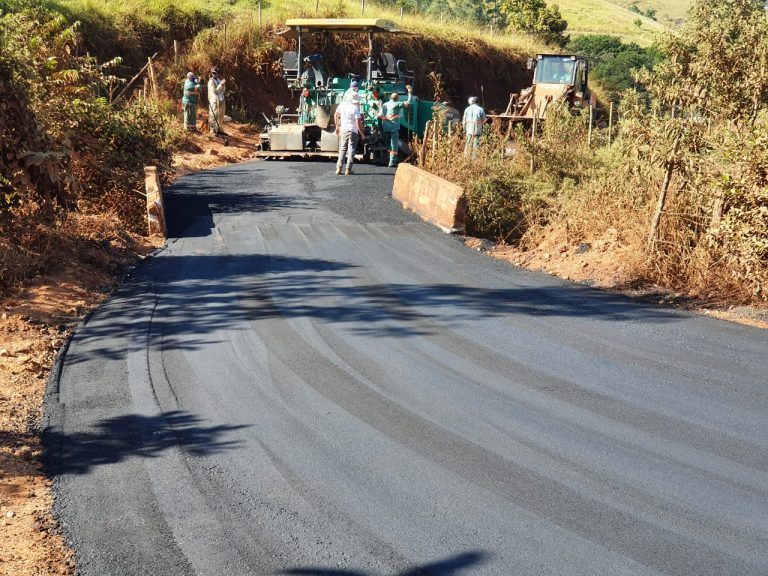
59 250 691 366
280 550 487 576
43 410 247 476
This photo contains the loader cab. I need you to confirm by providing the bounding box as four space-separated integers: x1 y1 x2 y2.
533 55 582 86
531 54 591 107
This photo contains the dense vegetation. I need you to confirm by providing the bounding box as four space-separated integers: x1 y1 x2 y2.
0 5 177 293
373 0 568 45
421 0 768 302
567 34 661 98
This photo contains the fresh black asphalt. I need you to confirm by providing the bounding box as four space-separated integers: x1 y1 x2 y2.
45 160 768 575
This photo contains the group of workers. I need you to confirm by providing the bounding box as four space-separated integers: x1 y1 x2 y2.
333 81 414 175
181 68 488 168
333 85 488 176
181 66 227 136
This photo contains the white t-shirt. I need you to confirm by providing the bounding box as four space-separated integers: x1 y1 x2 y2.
337 101 361 133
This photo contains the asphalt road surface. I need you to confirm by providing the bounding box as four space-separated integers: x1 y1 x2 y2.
45 161 768 576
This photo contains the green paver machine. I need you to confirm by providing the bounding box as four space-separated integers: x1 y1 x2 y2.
256 18 454 160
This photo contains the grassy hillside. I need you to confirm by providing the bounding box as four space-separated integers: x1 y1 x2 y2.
553 0 666 45
610 0 691 23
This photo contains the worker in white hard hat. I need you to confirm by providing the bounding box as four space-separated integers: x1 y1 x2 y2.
207 66 227 136
463 96 487 156
334 92 366 176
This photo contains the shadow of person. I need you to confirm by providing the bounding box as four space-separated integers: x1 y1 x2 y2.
281 550 488 576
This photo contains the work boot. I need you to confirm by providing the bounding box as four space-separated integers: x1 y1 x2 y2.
335 165 342 175
345 166 352 176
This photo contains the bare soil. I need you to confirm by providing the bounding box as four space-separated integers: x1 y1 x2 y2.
465 228 768 329
0 120 258 575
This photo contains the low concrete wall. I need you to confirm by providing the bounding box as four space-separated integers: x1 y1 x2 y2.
392 163 466 234
144 166 166 238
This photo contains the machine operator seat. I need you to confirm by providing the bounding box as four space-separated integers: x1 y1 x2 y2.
373 53 398 80
396 59 415 83
280 51 299 82
302 54 326 88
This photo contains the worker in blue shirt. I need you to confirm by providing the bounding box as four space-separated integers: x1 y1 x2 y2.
463 96 487 156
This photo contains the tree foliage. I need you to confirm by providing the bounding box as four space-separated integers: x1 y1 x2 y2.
0 8 175 222
567 34 661 97
619 0 768 299
496 0 568 46
372 0 568 46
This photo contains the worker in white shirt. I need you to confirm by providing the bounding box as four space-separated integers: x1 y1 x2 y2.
207 66 227 136
463 96 487 156
334 93 366 176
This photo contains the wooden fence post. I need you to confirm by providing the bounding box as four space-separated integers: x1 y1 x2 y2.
530 106 538 174
608 102 614 147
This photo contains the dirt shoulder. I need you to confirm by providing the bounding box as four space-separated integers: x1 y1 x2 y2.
464 230 768 330
0 120 258 576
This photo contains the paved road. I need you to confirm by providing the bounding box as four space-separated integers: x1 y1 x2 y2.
45 161 768 576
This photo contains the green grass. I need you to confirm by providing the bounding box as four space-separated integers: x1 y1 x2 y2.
609 0 692 23
553 0 667 45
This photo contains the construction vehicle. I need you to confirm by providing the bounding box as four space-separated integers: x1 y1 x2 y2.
492 54 593 123
256 18 456 160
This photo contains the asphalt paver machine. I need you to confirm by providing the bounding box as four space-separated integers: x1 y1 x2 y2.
256 18 454 160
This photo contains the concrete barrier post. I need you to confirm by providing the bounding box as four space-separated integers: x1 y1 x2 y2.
144 166 167 238
392 163 466 234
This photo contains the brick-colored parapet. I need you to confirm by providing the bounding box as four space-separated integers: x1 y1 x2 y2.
144 166 166 238
392 163 466 234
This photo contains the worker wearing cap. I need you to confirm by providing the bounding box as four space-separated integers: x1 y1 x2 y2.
379 85 412 168
463 96 487 156
334 92 366 176
207 66 227 136
344 80 360 100
182 72 201 132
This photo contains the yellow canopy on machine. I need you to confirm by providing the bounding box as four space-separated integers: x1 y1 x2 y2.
284 18 402 33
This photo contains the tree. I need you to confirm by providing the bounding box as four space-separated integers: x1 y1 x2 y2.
567 34 661 97
497 0 568 46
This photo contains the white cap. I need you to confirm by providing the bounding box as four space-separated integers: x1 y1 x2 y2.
187 72 196 80
468 96 478 105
